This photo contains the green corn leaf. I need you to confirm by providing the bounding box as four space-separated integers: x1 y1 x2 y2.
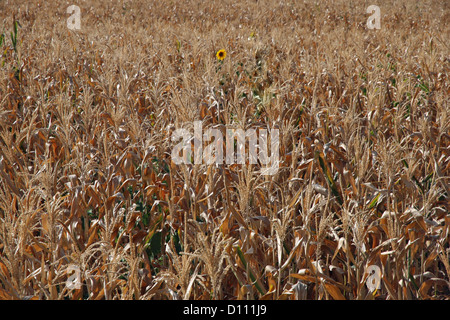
401 159 408 168
368 193 381 209
421 173 433 184
235 246 266 295
315 151 343 205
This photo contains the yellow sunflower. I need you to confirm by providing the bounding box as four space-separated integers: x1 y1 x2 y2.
216 49 226 61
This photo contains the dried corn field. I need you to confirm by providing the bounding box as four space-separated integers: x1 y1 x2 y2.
0 0 449 300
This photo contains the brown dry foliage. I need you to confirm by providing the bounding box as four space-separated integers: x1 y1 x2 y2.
0 0 449 300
